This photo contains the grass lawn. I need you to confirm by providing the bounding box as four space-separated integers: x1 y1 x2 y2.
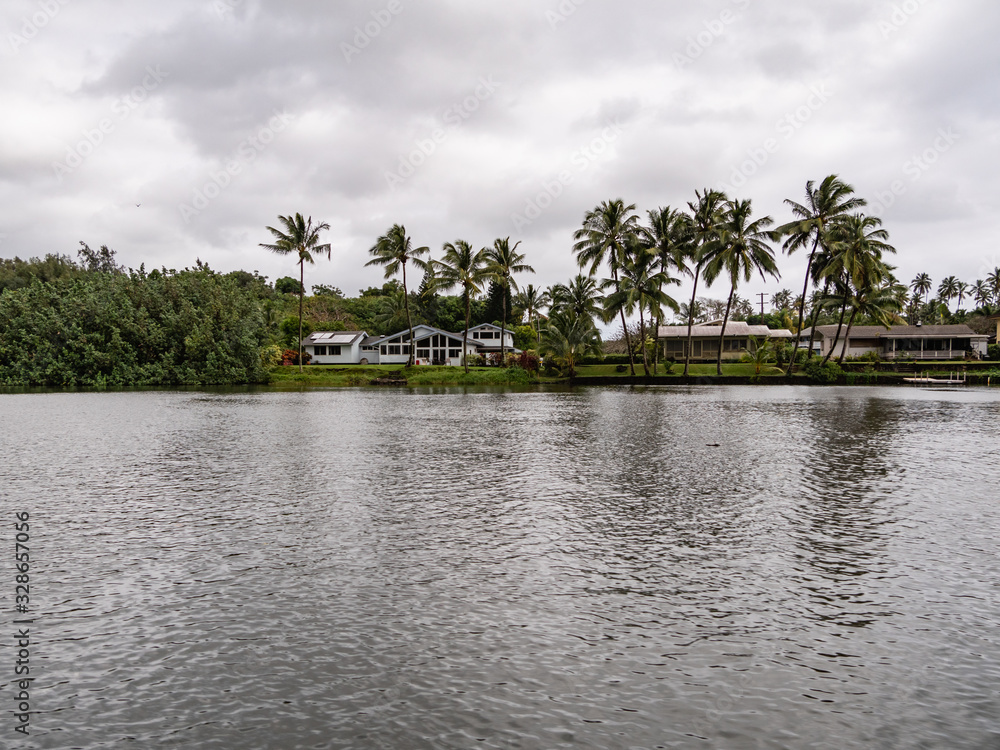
575 363 787 378
267 364 541 386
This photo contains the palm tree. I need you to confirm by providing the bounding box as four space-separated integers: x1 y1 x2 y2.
972 279 993 310
837 280 900 364
682 189 728 375
514 284 545 347
910 272 932 306
817 214 895 364
955 281 969 311
642 206 692 374
987 267 1000 305
549 274 605 324
775 176 865 374
366 224 429 366
259 213 331 372
937 276 961 311
485 237 534 362
573 199 641 375
603 240 680 376
703 199 780 375
539 308 602 378
435 240 488 373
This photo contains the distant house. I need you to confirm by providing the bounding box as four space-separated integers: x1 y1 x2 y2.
303 331 369 364
360 324 482 366
467 323 516 354
800 324 988 360
657 320 794 361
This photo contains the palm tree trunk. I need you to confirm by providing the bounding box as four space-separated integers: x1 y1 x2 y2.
298 258 304 373
612 267 635 377
837 306 859 365
683 268 701 376
638 304 649 377
463 292 471 374
821 294 849 365
786 235 820 376
500 283 507 363
802 278 831 361
717 285 735 376
403 261 414 366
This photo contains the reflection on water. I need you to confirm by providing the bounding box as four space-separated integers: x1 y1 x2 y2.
2 385 1000 749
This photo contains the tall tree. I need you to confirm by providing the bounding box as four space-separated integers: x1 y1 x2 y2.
817 214 895 364
682 189 727 375
514 284 545 347
573 199 641 375
436 240 488 373
642 206 692 374
703 199 780 375
539 308 602 378
259 213 331 372
604 239 680 376
775 176 865 374
937 276 961 311
366 224 430 366
485 237 534 361
550 274 605 324
910 272 932 306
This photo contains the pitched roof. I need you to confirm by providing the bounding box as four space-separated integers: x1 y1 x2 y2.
658 321 793 338
306 331 367 345
811 324 986 339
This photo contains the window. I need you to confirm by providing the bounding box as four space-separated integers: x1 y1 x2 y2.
665 340 684 354
449 349 461 358
330 345 341 356
389 345 401 355
417 349 430 358
314 346 326 356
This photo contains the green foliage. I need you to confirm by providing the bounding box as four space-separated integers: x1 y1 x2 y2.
802 358 843 383
275 276 302 295
280 316 313 346
513 324 536 351
989 344 1000 361
0 265 270 387
311 284 343 297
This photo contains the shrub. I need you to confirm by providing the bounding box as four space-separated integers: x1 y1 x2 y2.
615 364 628 372
803 358 843 383
281 348 311 366
989 343 1000 361
516 351 539 372
466 354 485 367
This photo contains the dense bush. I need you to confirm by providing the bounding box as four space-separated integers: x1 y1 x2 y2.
989 344 1000 361
0 265 271 387
802 359 843 384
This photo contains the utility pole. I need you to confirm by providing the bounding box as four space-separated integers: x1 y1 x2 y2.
756 293 767 317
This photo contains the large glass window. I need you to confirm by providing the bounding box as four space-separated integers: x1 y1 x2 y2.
314 346 327 356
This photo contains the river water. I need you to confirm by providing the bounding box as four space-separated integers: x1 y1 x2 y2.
2 385 999 749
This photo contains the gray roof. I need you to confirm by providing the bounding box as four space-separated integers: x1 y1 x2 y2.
809 324 986 339
658 321 793 338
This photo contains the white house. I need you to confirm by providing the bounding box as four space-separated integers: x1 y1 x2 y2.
302 331 369 364
360 324 482 366
800 324 989 360
657 320 794 361
467 323 516 353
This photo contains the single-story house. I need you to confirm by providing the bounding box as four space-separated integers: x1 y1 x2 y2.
303 331 369 364
800 324 988 360
657 320 794 361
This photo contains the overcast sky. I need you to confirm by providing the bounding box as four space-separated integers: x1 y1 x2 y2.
2 0 998 316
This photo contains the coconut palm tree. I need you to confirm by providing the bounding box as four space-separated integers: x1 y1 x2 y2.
572 199 642 375
366 224 429 366
259 213 331 372
514 284 545 347
972 279 993 309
549 274 605 324
836 280 900 364
485 237 534 361
910 272 932 306
937 276 961 311
775 176 866 374
681 189 728 375
642 206 692 373
603 240 680 376
988 267 1000 304
539 308 602 378
435 240 488 373
817 214 895 364
703 199 780 375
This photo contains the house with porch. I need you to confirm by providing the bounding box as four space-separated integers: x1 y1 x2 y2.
799 324 988 360
657 320 794 361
